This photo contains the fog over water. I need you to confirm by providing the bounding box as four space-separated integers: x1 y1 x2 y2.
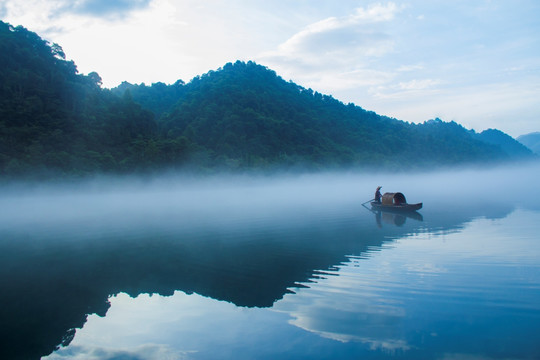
1 161 539 237
2 161 540 360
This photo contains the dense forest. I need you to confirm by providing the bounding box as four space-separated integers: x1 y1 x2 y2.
0 21 534 178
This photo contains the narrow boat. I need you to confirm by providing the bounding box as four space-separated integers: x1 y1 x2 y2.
371 192 422 212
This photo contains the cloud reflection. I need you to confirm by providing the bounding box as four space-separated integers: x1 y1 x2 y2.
4 163 540 359
272 208 540 355
275 261 412 352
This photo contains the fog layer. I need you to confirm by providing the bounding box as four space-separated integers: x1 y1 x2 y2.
1 162 538 238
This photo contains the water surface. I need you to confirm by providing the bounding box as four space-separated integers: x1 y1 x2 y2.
1 164 539 359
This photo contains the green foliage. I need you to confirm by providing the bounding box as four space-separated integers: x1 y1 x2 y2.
111 80 186 120
157 61 518 170
472 128 533 157
0 21 166 177
0 21 533 178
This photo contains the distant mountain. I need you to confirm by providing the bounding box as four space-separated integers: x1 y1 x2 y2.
517 132 540 154
0 20 535 178
472 129 533 157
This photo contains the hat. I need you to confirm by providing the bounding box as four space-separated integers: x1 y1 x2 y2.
377 186 382 190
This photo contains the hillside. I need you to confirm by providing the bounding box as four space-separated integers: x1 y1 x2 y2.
0 21 160 177
472 129 533 157
517 132 540 155
122 61 521 169
0 20 534 178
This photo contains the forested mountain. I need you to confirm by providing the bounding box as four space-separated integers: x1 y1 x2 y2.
117 61 531 169
0 21 162 177
112 80 186 120
517 132 540 155
472 129 533 157
0 21 534 178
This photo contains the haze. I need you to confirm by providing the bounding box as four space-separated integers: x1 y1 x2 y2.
1 163 539 240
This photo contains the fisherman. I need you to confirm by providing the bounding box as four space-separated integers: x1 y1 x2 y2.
374 186 382 203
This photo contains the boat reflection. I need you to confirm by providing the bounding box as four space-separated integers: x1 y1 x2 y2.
363 203 423 227
375 210 423 227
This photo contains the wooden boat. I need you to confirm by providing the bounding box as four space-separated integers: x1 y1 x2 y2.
371 201 423 212
371 192 422 212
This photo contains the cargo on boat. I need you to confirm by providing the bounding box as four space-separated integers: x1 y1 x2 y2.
370 192 422 212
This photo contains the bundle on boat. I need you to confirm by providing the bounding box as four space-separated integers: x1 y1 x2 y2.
371 192 422 212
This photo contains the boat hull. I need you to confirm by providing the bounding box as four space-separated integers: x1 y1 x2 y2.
370 202 423 212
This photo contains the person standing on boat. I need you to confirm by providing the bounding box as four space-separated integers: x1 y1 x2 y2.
375 186 382 203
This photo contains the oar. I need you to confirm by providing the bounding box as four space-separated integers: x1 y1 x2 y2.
361 200 377 214
361 198 374 205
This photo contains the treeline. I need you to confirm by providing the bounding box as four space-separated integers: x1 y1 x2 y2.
115 61 532 170
0 21 533 178
0 21 164 177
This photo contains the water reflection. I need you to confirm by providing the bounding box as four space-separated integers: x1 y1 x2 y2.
361 200 424 227
373 210 423 227
43 209 540 360
1 166 539 360
274 209 540 359
0 206 515 359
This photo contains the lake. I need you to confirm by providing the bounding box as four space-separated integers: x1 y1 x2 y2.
1 163 540 360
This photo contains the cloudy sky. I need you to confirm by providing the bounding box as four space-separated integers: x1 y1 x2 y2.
1 0 539 136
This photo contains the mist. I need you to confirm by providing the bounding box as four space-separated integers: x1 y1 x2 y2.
2 162 540 360
1 162 539 240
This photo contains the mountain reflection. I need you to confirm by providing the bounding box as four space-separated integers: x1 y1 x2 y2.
273 208 540 359
0 170 527 360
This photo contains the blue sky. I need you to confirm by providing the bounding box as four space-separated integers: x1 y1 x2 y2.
2 0 539 136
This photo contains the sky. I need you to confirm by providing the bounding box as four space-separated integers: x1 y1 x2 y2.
1 0 539 137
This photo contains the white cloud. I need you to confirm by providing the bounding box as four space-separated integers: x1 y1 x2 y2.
3 0 62 31
257 3 402 99
352 2 400 22
273 2 400 58
47 0 188 86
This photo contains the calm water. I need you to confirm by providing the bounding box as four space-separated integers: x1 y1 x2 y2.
1 164 540 360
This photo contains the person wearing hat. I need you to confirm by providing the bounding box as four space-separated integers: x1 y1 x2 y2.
374 186 382 203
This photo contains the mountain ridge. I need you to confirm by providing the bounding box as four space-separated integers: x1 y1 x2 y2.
517 132 540 155
115 60 533 169
472 128 533 157
0 20 535 178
